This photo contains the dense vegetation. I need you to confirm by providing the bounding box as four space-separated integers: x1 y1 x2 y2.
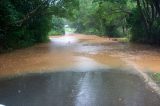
48 16 65 36
0 0 78 52
1 0 160 52
128 0 160 44
72 0 134 37
72 0 160 44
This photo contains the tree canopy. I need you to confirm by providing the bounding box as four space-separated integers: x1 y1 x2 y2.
0 0 79 52
69 0 160 45
1 0 160 52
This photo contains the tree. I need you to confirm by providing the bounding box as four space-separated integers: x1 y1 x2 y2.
0 0 79 52
127 0 160 44
72 0 132 37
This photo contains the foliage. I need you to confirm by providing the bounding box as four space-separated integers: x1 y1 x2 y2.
72 0 132 37
73 0 160 44
150 73 160 84
48 16 65 36
1 0 160 52
127 0 160 44
0 0 79 52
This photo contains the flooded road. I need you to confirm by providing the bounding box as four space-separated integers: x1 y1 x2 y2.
0 34 160 105
1 34 160 77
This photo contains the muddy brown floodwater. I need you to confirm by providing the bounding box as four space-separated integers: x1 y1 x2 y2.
0 34 160 78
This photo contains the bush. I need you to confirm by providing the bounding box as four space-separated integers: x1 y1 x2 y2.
127 8 160 45
0 0 52 52
48 16 65 36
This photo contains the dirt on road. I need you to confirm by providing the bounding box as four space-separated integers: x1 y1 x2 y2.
0 34 160 77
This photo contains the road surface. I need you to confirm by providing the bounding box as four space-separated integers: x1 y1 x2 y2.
0 71 160 106
0 34 160 106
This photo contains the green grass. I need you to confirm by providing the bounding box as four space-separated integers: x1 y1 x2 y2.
48 30 64 36
117 38 129 43
150 73 160 84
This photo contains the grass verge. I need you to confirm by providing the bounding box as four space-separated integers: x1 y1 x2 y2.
148 73 160 86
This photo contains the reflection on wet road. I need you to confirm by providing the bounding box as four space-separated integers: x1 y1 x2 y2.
0 70 160 106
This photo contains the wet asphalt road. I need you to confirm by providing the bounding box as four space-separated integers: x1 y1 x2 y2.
0 69 160 106
1 35 160 106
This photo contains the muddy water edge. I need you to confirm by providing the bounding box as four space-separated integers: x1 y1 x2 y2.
0 34 160 84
